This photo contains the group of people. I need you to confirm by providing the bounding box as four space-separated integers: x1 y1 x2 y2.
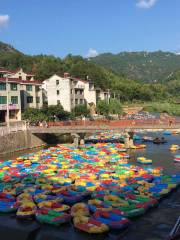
38 121 48 128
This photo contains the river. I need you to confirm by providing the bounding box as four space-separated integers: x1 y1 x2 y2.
0 132 180 240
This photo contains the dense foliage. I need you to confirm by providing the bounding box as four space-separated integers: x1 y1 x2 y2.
96 100 109 116
1 41 180 106
72 104 90 117
143 102 180 116
92 51 180 83
96 99 122 116
109 99 122 115
22 105 70 123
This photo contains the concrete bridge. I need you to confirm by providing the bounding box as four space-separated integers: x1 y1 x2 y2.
29 125 180 134
0 120 180 155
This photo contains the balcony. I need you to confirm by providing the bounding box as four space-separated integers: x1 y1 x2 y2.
74 84 85 89
0 104 20 110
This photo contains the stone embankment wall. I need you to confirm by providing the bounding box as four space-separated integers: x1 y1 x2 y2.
0 131 46 155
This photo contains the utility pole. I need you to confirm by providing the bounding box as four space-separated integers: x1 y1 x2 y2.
6 74 10 128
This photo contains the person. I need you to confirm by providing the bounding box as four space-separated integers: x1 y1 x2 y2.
45 121 48 128
169 119 173 127
82 116 86 126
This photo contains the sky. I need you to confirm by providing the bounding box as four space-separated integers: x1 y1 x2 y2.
0 0 180 58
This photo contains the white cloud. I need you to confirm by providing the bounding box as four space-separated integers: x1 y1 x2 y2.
86 48 99 58
0 15 10 28
136 0 158 9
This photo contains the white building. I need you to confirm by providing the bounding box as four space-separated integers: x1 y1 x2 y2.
42 73 110 112
0 68 43 122
42 74 72 111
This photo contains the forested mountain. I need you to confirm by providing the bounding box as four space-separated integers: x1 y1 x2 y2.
0 41 180 102
0 42 114 89
92 51 180 83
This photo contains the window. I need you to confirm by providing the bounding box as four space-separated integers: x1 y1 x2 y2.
75 90 78 95
11 96 18 104
0 96 7 104
80 99 84 104
56 80 59 85
27 96 33 103
75 99 78 105
89 83 94 90
0 83 6 91
57 100 60 105
26 85 32 91
10 83 17 91
35 86 40 92
36 97 40 103
57 90 60 95
80 90 83 95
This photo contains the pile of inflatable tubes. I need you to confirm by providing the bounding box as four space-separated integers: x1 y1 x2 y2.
0 143 179 234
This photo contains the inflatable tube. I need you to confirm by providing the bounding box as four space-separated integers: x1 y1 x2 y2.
137 157 152 165
36 209 71 225
17 202 36 219
88 199 112 213
73 215 109 233
93 209 130 230
71 203 89 217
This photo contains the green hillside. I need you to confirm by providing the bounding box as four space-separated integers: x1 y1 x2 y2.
0 41 180 105
92 51 180 83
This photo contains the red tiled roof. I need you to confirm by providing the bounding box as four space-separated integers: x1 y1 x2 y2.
0 78 42 85
0 67 35 76
0 68 14 74
11 68 35 76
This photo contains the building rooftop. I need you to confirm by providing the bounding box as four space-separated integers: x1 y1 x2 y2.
0 67 35 76
0 78 42 85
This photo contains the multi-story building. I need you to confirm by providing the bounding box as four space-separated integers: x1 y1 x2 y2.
42 73 110 112
0 68 43 122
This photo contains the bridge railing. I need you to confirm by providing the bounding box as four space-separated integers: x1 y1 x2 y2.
46 118 179 128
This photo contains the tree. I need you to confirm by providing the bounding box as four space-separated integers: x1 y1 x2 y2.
96 100 109 116
109 99 122 115
22 105 70 123
72 104 90 117
42 105 70 121
22 108 47 123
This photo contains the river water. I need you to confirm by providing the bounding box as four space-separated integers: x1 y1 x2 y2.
2 132 180 175
0 132 180 240
129 132 180 174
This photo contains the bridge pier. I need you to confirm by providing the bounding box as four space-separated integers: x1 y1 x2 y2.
71 134 80 148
